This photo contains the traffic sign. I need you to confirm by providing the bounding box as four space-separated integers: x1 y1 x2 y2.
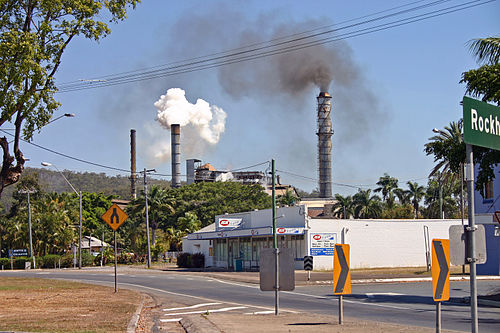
333 244 351 295
259 248 295 291
494 211 500 224
102 204 128 231
432 239 450 302
304 256 313 271
463 96 500 150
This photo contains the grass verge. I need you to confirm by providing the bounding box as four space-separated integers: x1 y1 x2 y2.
0 277 141 333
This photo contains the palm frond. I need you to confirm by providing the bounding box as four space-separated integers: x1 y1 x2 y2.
468 37 500 65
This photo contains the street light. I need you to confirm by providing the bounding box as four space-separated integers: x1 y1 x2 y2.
41 162 82 269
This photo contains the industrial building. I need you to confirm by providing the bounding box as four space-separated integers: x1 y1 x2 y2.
183 205 462 270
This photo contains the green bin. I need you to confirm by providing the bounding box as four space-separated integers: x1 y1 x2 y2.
233 259 243 272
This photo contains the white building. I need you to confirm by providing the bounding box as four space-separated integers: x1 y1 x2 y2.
183 205 462 270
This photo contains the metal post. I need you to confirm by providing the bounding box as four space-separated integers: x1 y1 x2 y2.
465 144 478 333
27 192 34 269
461 163 465 275
437 302 441 332
79 191 82 269
339 295 343 324
439 179 443 219
144 169 152 268
272 159 279 315
101 232 104 267
114 231 117 293
19 190 36 269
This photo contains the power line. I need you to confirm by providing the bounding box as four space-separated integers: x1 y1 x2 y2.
55 0 492 92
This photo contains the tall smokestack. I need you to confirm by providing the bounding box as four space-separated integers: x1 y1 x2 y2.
317 92 333 198
171 124 181 188
130 129 137 199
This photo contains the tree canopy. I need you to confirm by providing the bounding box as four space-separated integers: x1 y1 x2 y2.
0 0 139 196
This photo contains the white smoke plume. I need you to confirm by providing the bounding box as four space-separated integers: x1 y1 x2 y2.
148 88 226 164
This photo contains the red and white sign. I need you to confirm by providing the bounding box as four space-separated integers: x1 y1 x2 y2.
313 234 322 241
218 218 242 228
277 227 286 234
494 211 500 224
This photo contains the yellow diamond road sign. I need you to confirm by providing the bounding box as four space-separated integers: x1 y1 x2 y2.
102 204 128 231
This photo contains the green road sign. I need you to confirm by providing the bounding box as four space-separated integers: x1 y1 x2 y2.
463 96 500 150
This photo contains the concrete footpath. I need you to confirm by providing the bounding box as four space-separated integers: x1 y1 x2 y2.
131 265 500 332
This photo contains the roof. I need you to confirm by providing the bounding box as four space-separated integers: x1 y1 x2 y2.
79 236 110 249
199 163 216 171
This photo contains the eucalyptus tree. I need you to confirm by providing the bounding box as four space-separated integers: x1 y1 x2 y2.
353 189 382 219
0 0 139 196
407 181 426 218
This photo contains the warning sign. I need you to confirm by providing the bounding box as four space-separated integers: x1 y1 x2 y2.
102 204 128 231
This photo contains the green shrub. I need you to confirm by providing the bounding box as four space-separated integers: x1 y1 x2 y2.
94 248 114 266
0 257 10 268
81 251 94 267
176 252 191 268
13 257 29 269
117 252 134 264
60 252 76 268
40 255 61 268
191 253 205 268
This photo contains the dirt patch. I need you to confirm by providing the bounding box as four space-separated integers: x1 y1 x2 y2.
0 277 141 333
205 313 462 333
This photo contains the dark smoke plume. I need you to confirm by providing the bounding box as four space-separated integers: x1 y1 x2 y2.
170 8 385 145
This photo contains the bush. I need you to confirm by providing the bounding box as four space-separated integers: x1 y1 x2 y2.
176 252 191 268
13 256 30 269
81 251 94 267
117 252 135 264
94 248 114 266
60 252 76 268
40 255 61 268
176 252 204 268
0 257 10 268
191 253 205 268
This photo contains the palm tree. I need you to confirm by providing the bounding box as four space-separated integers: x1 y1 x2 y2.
468 37 500 65
394 188 411 205
374 173 398 202
331 194 353 219
407 181 425 218
424 120 465 186
128 185 174 247
353 189 382 219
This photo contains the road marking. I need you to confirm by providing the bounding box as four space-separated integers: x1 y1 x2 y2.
163 303 221 311
160 318 182 322
244 311 275 315
163 306 247 316
36 272 50 275
365 292 404 298
186 278 194 280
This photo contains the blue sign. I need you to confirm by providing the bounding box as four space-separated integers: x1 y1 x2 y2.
311 248 335 256
8 249 29 257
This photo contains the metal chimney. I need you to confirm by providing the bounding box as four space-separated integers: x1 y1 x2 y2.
171 124 181 188
186 158 201 185
317 91 333 198
130 129 137 199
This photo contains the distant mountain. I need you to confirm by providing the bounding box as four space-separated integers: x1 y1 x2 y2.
0 167 171 209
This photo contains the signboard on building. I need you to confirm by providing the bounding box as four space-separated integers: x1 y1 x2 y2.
310 232 336 256
218 218 242 228
463 96 500 150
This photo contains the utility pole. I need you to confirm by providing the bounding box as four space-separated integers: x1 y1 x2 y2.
142 168 156 268
19 189 36 269
271 159 279 315
465 144 478 333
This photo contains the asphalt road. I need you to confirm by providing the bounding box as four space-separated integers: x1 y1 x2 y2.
2 268 500 332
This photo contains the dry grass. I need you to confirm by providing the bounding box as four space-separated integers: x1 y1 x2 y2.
0 277 141 333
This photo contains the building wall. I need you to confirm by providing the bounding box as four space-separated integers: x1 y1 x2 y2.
474 165 500 214
308 219 461 270
182 238 214 267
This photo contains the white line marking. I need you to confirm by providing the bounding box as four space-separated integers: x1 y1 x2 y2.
365 292 404 298
186 278 194 280
160 318 182 322
164 306 247 316
244 311 275 315
36 272 50 275
163 303 221 311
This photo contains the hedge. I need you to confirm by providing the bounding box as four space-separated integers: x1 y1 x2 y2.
176 252 204 268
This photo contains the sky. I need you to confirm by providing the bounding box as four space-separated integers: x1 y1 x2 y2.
14 0 500 196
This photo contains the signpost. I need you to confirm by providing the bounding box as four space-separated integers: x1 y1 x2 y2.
333 244 351 324
304 256 313 281
102 204 128 292
432 239 450 333
463 96 500 333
